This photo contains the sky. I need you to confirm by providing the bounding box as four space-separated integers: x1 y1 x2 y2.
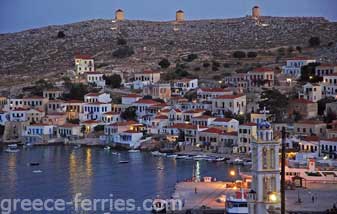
1 0 337 33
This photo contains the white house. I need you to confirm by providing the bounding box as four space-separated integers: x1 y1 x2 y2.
57 124 82 138
0 111 9 125
133 70 161 89
75 55 94 75
322 74 337 98
81 102 112 121
172 78 198 96
211 94 246 115
86 72 106 88
9 108 28 122
84 92 111 104
121 94 142 105
132 99 160 117
102 112 120 124
197 88 233 101
43 88 63 100
298 82 322 102
211 117 239 132
23 124 55 144
315 64 337 77
282 57 316 78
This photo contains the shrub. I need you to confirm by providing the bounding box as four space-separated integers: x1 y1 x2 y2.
104 74 122 88
117 37 127 45
158 58 171 69
113 46 134 58
233 51 246 59
183 53 198 62
247 51 258 58
57 31 65 39
203 62 210 68
309 37 320 47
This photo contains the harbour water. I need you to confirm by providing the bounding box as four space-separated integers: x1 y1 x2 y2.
0 146 246 213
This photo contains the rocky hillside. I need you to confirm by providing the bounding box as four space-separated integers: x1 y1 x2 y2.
0 16 337 76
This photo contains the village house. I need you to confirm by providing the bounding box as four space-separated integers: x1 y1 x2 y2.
250 113 272 125
57 124 82 139
121 94 142 105
163 123 207 146
80 120 100 134
246 67 274 90
325 102 337 115
298 82 322 102
299 136 337 159
27 108 45 124
47 99 66 113
288 99 318 119
81 102 111 121
42 112 67 126
171 78 198 96
7 96 48 111
197 88 233 101
294 120 327 137
191 115 216 127
132 99 160 117
133 70 161 89
0 96 8 109
0 111 9 125
237 123 257 153
104 121 144 147
23 123 56 144
327 128 337 139
9 108 28 122
211 94 246 115
43 88 63 100
315 64 337 77
84 92 111 103
182 109 205 122
75 55 94 75
223 72 249 93
101 112 120 124
149 115 169 134
86 72 106 88
211 117 239 132
63 100 84 120
143 83 171 101
282 57 316 78
167 108 183 125
322 74 337 98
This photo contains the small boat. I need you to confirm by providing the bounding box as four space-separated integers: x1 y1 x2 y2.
151 151 167 157
30 162 40 166
128 149 140 153
225 190 248 214
166 154 177 158
33 170 43 173
184 155 195 160
215 157 226 162
193 155 209 161
233 158 244 165
112 152 120 156
243 159 252 166
176 155 188 159
73 145 81 149
119 160 129 164
5 144 20 153
157 167 164 170
104 146 111 150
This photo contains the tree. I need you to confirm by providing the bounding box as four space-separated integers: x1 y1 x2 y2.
174 68 190 77
31 79 53 96
183 54 198 62
233 51 246 59
158 58 171 69
324 108 337 123
258 89 289 122
0 125 4 136
203 62 210 68
113 46 134 58
117 37 127 45
104 74 122 88
309 37 321 47
277 48 286 56
57 31 65 39
63 83 89 100
300 62 321 83
247 52 258 58
121 107 137 121
317 97 336 115
296 46 302 53
94 125 105 132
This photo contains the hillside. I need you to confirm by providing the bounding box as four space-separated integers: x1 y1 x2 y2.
0 16 337 86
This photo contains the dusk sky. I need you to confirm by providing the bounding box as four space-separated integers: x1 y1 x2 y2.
1 0 337 33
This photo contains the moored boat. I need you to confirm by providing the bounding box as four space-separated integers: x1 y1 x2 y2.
225 190 248 214
4 144 20 153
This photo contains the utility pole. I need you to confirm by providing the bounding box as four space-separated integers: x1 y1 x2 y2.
281 127 286 214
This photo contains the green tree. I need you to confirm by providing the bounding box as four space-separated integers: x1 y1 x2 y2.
324 108 337 123
258 89 289 122
247 52 258 58
203 62 210 68
0 125 4 136
309 37 321 47
31 79 54 96
57 31 65 39
104 74 122 88
317 97 336 115
113 46 134 58
121 107 137 121
300 62 321 83
233 51 246 59
94 125 105 132
158 58 171 69
296 46 302 53
117 37 127 45
63 83 89 100
183 54 198 62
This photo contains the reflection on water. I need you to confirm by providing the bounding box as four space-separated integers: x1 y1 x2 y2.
0 146 247 213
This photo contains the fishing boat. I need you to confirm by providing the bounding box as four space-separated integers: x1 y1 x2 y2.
193 155 209 161
104 146 111 150
73 145 81 149
166 154 177 158
128 149 140 153
176 154 188 159
225 190 248 214
119 160 129 164
243 159 252 166
33 170 43 173
151 151 167 157
4 144 20 153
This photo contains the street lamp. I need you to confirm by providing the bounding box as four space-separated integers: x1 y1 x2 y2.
269 192 277 202
230 169 236 177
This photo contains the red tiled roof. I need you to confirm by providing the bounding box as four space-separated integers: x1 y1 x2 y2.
109 121 137 126
199 88 226 93
123 130 141 133
22 96 44 100
221 131 238 136
85 92 103 97
201 127 224 134
134 99 160 105
138 70 160 74
170 108 182 113
193 115 214 119
169 123 206 130
214 117 233 122
82 120 99 124
184 109 205 114
65 100 84 103
323 74 337 77
321 138 337 142
12 107 29 111
302 136 320 142
252 67 273 73
75 54 93 60
173 78 196 83
155 115 168 119
104 112 120 115
59 123 79 128
317 64 337 68
86 72 103 75
215 94 245 99
46 112 66 116
291 98 315 104
288 57 314 61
